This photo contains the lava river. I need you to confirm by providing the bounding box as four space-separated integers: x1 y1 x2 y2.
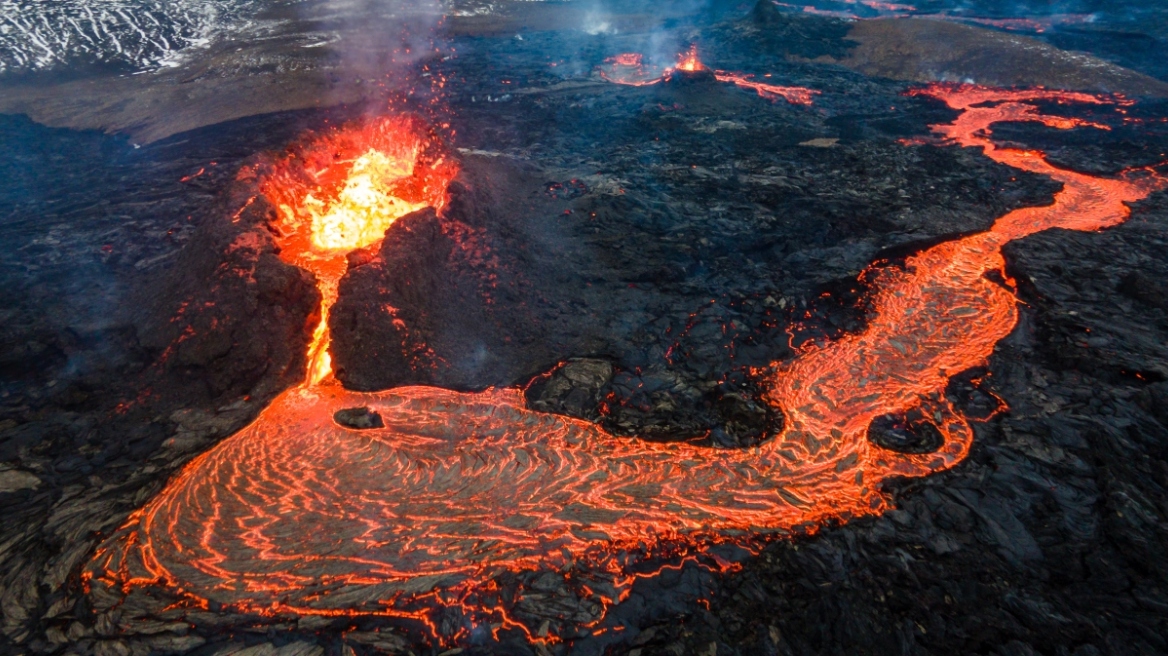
86 86 1166 639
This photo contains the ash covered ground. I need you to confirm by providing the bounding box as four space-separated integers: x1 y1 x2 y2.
2 1 1168 655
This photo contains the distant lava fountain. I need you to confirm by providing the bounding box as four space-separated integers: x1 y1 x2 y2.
86 89 1165 642
599 47 820 105
675 44 705 73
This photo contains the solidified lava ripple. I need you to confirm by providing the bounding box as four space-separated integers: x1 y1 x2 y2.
86 85 1166 640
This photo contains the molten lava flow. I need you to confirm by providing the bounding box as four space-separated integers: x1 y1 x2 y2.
597 52 665 87
598 48 819 105
87 87 1165 642
258 115 458 383
767 85 1164 475
712 71 820 105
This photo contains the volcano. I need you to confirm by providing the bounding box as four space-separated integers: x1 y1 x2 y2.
3 1 1168 655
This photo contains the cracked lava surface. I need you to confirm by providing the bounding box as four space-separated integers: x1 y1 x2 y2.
85 85 1167 640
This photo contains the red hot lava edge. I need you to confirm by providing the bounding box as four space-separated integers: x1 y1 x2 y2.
85 84 1166 644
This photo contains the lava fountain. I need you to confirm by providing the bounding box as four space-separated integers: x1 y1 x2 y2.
86 88 1165 642
676 44 705 73
598 47 820 105
258 115 458 384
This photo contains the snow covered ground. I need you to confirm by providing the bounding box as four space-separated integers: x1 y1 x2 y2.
0 0 502 76
0 0 261 74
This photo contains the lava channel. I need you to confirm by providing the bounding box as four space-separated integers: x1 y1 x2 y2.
86 87 1165 642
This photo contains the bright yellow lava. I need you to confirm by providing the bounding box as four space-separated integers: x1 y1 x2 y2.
258 116 458 385
307 148 429 252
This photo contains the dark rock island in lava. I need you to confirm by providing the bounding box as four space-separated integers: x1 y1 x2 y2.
3 1 1168 655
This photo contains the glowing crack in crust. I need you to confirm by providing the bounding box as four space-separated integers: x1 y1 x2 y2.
86 87 1166 640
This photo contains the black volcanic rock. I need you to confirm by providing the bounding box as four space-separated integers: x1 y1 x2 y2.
1118 270 1168 310
330 207 466 389
525 358 614 421
6 4 1168 655
866 411 945 454
722 0 854 61
1142 381 1168 426
750 0 788 26
328 71 1037 425
333 406 384 429
1144 381 1168 426
1004 223 1168 383
711 388 773 445
665 67 719 87
137 189 318 401
0 112 324 654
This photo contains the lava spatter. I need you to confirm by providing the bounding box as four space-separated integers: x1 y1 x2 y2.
86 88 1166 642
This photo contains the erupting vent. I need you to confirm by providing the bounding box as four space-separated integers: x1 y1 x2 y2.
85 88 1166 644
676 45 705 72
258 115 458 383
598 47 820 105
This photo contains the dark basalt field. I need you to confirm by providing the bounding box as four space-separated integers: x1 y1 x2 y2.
2 1 1168 655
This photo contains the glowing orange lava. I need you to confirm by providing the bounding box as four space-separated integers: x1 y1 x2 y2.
767 85 1163 476
598 48 819 105
258 115 458 383
676 45 705 72
87 87 1165 642
597 52 665 87
712 71 821 105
